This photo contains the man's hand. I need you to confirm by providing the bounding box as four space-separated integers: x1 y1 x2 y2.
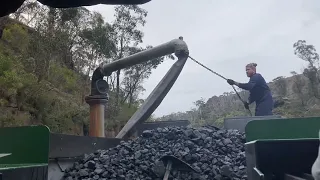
244 102 249 109
227 79 235 85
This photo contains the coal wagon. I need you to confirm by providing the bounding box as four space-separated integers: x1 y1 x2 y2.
1 0 320 179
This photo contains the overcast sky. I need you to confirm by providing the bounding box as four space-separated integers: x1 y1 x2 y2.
87 0 320 117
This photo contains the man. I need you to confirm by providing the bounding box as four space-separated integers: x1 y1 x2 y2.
227 63 274 116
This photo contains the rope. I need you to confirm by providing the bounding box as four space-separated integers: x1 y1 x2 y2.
188 55 252 116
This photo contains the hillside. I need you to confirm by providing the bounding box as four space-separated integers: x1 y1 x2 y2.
0 1 166 137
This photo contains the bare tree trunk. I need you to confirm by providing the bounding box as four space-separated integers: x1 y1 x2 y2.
116 69 120 104
115 35 124 105
47 8 56 37
128 94 133 108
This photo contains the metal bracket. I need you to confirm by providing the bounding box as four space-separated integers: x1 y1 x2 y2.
253 167 264 180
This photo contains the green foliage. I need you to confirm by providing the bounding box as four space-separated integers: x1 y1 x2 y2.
294 40 319 68
0 2 160 137
2 23 30 53
48 63 79 93
0 53 13 76
0 52 36 98
80 12 116 58
0 50 36 127
0 50 86 133
113 5 147 46
294 40 320 99
115 104 138 125
215 111 247 127
0 9 93 134
0 110 30 127
121 46 166 106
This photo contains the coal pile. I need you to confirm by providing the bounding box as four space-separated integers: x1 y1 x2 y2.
63 126 247 180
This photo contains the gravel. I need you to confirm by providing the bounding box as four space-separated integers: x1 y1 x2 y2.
63 125 247 180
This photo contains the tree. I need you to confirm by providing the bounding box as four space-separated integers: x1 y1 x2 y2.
294 40 319 68
294 40 320 99
193 97 206 121
0 2 118 134
79 11 116 77
112 5 148 104
121 46 164 107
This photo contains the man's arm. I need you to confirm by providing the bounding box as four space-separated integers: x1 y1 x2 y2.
235 75 259 91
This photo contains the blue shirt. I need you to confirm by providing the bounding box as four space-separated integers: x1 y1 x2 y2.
238 73 271 104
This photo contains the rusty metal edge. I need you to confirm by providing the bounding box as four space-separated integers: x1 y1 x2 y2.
49 133 121 159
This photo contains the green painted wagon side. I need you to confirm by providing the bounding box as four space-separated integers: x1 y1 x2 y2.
245 117 320 180
0 125 50 180
245 117 320 142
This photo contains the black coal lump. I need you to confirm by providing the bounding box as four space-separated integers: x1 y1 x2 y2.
63 126 247 180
